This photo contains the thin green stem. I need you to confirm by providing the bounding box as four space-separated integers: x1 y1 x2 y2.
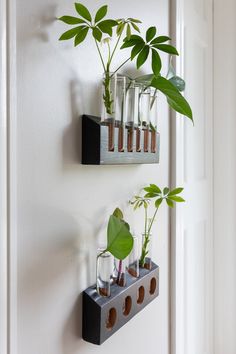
111 57 131 77
107 42 111 65
94 39 106 72
144 207 148 236
109 33 123 65
150 89 158 109
147 207 158 234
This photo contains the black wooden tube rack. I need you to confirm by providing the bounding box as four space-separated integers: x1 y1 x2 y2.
82 262 159 345
82 115 160 165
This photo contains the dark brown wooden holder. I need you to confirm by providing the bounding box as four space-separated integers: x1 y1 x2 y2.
82 115 160 165
82 262 159 345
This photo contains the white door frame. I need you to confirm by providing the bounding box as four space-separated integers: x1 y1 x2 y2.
0 0 17 353
170 0 214 354
170 1 185 353
0 0 8 352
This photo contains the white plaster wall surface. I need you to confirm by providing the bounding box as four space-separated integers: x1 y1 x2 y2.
16 1 170 353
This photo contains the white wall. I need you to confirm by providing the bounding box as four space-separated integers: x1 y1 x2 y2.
214 1 236 354
16 1 171 354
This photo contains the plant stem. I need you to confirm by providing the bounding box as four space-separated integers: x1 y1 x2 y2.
109 33 122 65
144 207 148 236
148 207 158 234
94 39 106 72
111 57 131 77
140 207 159 267
150 89 158 109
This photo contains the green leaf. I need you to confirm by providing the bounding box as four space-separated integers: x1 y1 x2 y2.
131 42 144 60
153 44 179 55
95 5 107 23
151 36 170 45
128 18 142 23
59 26 85 40
92 27 102 41
117 22 125 35
168 195 185 202
124 34 143 41
168 187 184 196
107 215 134 260
135 74 154 85
150 184 162 194
163 187 170 195
151 76 193 121
166 198 174 208
146 26 157 42
151 49 162 76
97 19 117 36
121 38 141 49
126 23 131 39
74 27 89 46
155 198 163 208
131 22 140 32
144 192 158 198
137 45 150 69
113 207 124 220
75 3 92 22
58 16 86 25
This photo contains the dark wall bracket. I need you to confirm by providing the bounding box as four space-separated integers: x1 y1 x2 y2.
82 115 160 165
82 262 159 345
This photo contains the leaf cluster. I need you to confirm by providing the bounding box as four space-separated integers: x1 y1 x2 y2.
116 18 142 39
131 184 185 210
58 3 117 45
121 27 178 76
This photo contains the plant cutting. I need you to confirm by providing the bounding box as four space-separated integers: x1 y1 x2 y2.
96 208 133 295
130 184 185 269
58 2 193 126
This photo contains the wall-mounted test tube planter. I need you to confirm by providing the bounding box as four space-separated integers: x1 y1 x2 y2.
82 115 160 165
82 262 159 345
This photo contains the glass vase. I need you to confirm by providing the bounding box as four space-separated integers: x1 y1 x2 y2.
115 75 129 152
128 235 140 278
150 89 158 153
140 232 152 270
101 72 117 151
113 258 128 287
126 81 140 152
140 87 151 152
96 248 112 297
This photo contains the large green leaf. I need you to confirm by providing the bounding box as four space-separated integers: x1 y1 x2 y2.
92 27 102 42
59 26 85 40
146 26 156 42
74 3 92 22
151 36 170 44
131 42 145 60
95 5 107 23
168 187 184 196
151 49 162 76
107 215 133 260
97 19 117 36
137 45 150 69
135 74 154 86
58 16 86 25
153 44 179 55
168 195 185 202
151 76 193 121
74 27 89 46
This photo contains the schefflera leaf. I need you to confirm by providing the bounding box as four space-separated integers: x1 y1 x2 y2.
151 76 193 122
107 215 133 260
